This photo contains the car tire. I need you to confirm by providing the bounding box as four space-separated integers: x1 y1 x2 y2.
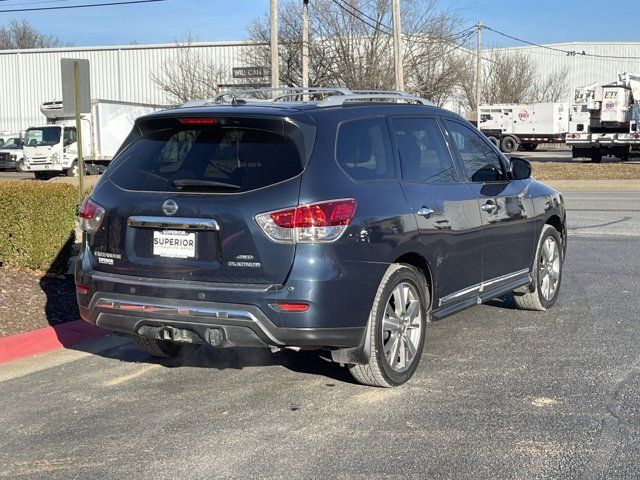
34 172 53 180
487 136 499 147
349 263 429 388
133 336 199 359
500 136 518 153
513 224 563 311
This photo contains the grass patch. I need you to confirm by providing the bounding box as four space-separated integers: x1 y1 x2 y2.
532 162 640 180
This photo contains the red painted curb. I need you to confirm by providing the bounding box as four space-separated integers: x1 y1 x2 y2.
0 320 108 364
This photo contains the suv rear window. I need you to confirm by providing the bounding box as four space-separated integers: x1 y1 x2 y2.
109 124 302 193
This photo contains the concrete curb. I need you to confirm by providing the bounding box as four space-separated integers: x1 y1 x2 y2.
0 320 107 364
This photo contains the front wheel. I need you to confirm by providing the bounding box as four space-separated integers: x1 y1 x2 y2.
349 264 428 387
66 160 79 177
513 224 563 311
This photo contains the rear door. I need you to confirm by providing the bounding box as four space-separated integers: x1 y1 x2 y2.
88 114 311 285
389 116 483 306
442 119 536 284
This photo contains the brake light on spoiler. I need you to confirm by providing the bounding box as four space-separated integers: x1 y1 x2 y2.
179 117 217 125
255 199 356 243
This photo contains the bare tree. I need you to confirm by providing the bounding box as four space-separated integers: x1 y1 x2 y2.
152 34 228 105
0 19 63 49
244 0 466 97
532 67 569 102
460 49 569 112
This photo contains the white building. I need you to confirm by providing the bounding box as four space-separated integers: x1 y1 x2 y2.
1 40 639 132
0 41 254 132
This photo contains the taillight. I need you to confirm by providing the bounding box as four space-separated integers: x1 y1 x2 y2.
255 198 356 243
78 197 105 234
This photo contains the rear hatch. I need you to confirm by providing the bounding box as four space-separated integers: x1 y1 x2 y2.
88 112 315 285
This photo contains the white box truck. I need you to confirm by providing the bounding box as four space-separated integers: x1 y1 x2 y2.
21 99 164 179
478 102 569 153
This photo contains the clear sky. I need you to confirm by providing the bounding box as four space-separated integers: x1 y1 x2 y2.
1 0 638 47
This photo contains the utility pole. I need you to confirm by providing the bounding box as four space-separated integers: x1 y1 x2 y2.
270 0 279 92
475 20 482 125
391 0 404 91
302 0 309 93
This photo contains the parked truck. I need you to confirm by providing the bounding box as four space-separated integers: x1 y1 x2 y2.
0 133 24 171
566 73 640 163
21 99 164 179
478 102 569 153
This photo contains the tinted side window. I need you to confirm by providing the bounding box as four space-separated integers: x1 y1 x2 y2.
336 118 395 181
444 120 507 182
391 117 457 184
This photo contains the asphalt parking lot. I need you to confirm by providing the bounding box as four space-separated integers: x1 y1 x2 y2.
1 189 639 479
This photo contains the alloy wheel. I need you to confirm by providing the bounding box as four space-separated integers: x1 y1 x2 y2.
382 282 423 373
539 236 560 301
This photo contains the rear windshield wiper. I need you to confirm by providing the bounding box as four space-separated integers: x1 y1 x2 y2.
172 179 241 190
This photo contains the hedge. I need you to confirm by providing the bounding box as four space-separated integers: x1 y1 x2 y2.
0 180 78 272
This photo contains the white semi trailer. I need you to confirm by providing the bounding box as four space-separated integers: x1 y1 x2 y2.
21 99 164 179
478 102 569 153
566 73 640 162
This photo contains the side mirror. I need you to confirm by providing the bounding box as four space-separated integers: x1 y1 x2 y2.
510 157 531 180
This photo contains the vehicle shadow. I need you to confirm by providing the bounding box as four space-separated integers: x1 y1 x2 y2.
93 339 357 384
483 293 519 310
38 240 355 384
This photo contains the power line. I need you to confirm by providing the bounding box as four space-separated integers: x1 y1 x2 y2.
483 24 640 60
330 0 392 35
331 0 476 45
334 0 392 35
0 0 166 13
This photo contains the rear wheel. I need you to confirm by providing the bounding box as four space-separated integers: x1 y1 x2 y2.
500 136 518 153
487 136 499 148
133 336 200 359
349 264 428 387
513 224 563 311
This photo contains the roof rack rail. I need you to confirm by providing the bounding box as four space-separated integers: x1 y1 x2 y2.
317 93 434 107
212 87 352 104
179 87 434 108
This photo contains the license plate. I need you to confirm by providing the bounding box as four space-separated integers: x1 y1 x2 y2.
153 230 196 258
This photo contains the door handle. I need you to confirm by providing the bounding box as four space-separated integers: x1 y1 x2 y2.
481 201 497 213
417 206 435 218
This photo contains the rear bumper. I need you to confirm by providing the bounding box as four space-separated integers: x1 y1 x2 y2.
75 245 385 348
79 293 364 348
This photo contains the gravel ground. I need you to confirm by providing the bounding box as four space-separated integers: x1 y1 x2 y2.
0 269 78 337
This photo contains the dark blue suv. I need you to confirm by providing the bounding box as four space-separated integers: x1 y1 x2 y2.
75 89 566 387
